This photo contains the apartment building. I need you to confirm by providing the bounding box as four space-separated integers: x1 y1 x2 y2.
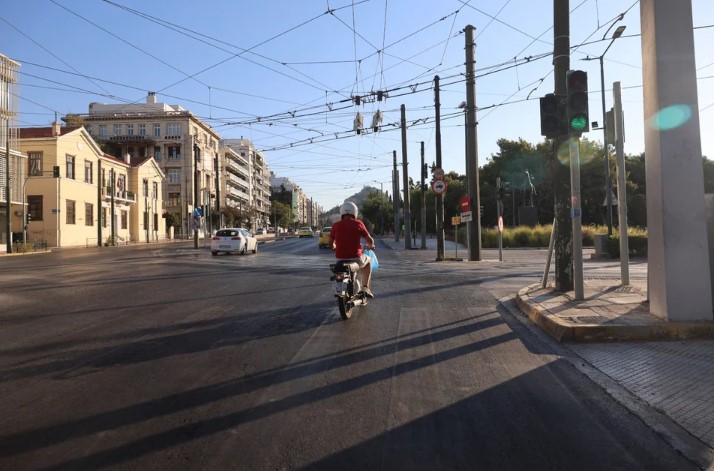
0 53 24 251
18 124 164 247
222 139 271 231
81 92 220 238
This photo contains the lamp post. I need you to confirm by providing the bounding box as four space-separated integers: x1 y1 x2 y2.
584 23 626 236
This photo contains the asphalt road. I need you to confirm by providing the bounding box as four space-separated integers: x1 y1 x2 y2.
0 238 692 471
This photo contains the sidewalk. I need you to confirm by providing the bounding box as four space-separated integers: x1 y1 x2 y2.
380 236 714 469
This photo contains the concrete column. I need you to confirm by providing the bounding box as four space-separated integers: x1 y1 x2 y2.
640 0 712 320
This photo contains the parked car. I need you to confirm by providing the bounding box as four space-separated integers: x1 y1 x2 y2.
297 226 314 238
256 228 266 235
211 228 258 256
318 227 332 248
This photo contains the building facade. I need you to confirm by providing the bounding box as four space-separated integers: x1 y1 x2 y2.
222 139 271 231
18 124 163 247
81 92 220 238
0 53 24 251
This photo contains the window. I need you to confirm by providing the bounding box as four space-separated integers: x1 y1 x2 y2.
66 200 76 224
138 124 146 136
28 195 43 221
121 211 128 229
99 125 107 139
154 146 161 161
117 174 126 193
153 123 161 137
152 182 158 200
84 161 93 183
113 124 121 136
153 213 158 231
143 211 148 228
143 179 148 197
168 145 180 160
29 152 42 176
168 192 180 206
127 124 134 136
66 155 75 180
85 203 93 226
167 168 181 184
167 122 180 136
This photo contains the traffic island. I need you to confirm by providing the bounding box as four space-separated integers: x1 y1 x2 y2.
516 283 714 342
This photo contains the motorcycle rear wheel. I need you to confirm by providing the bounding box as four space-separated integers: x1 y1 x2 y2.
337 297 353 320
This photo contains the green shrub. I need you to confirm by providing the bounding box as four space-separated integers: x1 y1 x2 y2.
606 227 648 257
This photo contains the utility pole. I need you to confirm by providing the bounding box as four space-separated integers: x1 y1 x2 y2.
420 141 427 249
215 153 221 229
401 104 411 249
613 81 629 284
110 169 115 246
393 150 399 242
553 0 573 291
97 160 102 246
434 75 445 261
5 121 11 253
193 139 200 249
464 25 481 261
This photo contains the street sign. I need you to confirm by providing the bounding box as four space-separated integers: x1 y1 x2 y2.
451 216 461 225
431 179 447 195
460 195 471 212
433 168 445 179
461 210 473 222
498 216 504 233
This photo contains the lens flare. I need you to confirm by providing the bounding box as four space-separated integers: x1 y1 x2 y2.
649 104 692 131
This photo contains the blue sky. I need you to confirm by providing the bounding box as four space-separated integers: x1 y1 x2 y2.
4 0 714 210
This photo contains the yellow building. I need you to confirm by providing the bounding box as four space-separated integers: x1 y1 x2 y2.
19 123 164 247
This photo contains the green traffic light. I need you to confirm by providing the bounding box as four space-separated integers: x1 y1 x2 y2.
570 115 588 131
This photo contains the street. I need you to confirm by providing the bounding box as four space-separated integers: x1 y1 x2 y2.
0 238 695 470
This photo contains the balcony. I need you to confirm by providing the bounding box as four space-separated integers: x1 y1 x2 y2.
102 187 136 203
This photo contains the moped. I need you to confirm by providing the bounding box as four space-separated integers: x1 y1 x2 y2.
329 259 368 320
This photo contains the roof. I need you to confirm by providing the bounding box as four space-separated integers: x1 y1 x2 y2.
19 126 81 138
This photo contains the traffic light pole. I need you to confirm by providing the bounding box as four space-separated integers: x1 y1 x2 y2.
420 141 427 249
401 104 412 250
569 137 584 300
434 75 445 261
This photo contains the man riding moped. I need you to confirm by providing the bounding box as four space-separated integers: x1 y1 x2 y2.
329 201 375 298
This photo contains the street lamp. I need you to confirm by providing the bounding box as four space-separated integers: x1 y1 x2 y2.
584 23 626 236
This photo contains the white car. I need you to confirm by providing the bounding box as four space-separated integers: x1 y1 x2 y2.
211 228 258 256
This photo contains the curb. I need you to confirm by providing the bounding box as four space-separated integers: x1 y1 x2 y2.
516 284 714 342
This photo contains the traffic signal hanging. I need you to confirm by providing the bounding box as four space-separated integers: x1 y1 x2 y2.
566 70 589 135
539 93 566 139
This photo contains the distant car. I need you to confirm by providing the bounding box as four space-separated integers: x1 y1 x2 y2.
256 228 266 235
318 227 332 248
211 228 258 256
297 226 314 238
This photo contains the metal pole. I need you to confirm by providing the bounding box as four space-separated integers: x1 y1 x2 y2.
601 56 613 236
97 160 102 246
569 137 584 300
613 81 629 284
5 121 11 253
420 141 427 249
401 104 411 249
393 151 399 242
434 75 445 261
193 139 199 249
464 24 481 261
110 169 115 246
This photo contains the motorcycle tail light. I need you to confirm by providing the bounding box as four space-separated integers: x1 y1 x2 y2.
334 274 344 281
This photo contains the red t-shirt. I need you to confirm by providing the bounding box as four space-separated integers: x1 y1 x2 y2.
331 217 369 259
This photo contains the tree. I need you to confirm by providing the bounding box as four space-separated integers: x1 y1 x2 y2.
270 200 292 229
362 190 392 235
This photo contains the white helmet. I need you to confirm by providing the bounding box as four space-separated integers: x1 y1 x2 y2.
339 201 358 218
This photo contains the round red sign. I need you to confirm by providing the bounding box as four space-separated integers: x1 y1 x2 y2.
460 195 471 212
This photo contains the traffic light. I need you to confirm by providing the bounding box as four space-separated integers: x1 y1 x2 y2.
566 70 589 135
25 213 32 225
539 93 566 139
